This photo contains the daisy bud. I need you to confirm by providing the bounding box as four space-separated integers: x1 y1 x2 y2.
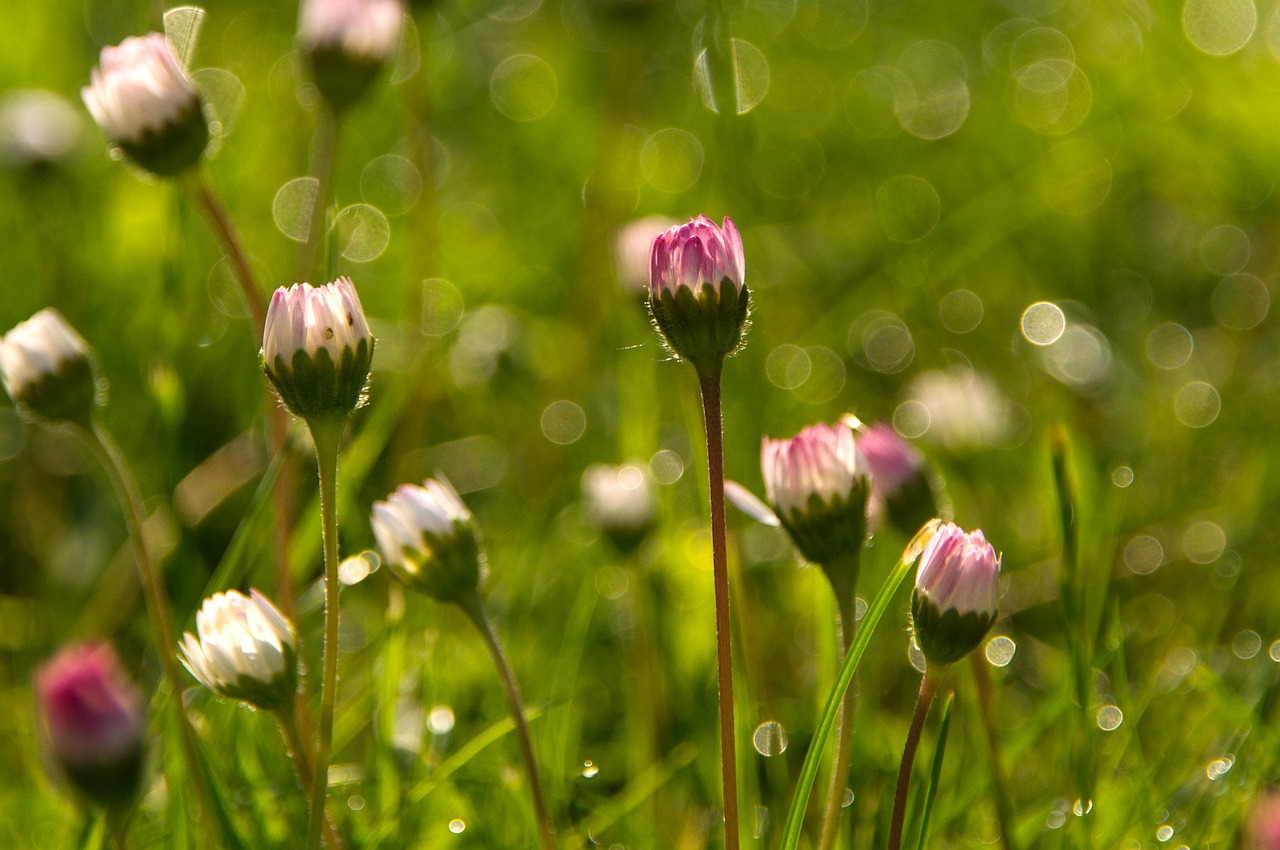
911 522 1001 667
648 215 749 372
371 478 484 604
614 216 677 295
81 33 208 176
179 590 298 712
261 277 374 422
36 643 146 810
581 462 657 554
857 421 939 539
298 0 404 113
0 308 101 425
762 421 871 568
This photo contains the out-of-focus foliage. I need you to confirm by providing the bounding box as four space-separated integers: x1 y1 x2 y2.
1 0 1280 846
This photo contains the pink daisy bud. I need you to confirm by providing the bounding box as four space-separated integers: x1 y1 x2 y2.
647 215 748 371
81 33 208 176
260 277 374 421
298 0 404 112
911 522 1001 666
36 643 146 810
856 422 939 538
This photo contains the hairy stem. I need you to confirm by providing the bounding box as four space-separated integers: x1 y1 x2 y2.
461 594 556 850
278 708 342 848
696 363 740 850
888 673 940 850
305 415 346 850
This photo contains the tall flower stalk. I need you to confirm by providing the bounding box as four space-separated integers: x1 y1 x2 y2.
371 478 556 849
261 279 374 850
888 523 1001 850
647 215 749 848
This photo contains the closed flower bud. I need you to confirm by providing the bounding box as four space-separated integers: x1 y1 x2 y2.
615 216 677 295
261 277 374 421
299 0 404 113
36 643 146 810
857 422 939 539
372 478 484 604
581 462 657 554
911 523 1000 667
648 215 749 371
762 421 871 570
81 33 208 176
0 308 101 425
179 590 298 712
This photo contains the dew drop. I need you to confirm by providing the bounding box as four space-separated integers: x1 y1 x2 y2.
541 400 586 445
1112 466 1134 487
1096 705 1123 731
986 636 1017 667
1021 302 1065 345
582 759 599 778
448 818 466 834
428 705 456 735
1073 799 1093 816
1233 630 1262 659
753 721 788 756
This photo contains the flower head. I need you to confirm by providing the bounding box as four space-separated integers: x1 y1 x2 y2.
299 0 403 112
647 215 749 371
261 277 374 421
81 33 208 176
36 643 146 810
911 522 1000 666
581 462 657 553
0 308 101 425
857 421 939 538
762 421 871 570
371 478 484 604
179 590 298 712
0 90 84 170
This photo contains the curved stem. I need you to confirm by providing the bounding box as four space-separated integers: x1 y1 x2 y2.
696 364 740 850
188 172 266 337
888 673 940 850
305 414 347 850
86 422 218 841
278 708 342 848
297 108 341 284
461 594 556 850
817 556 861 850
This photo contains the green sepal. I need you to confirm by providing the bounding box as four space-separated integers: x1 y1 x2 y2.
649 277 749 373
911 591 995 667
61 745 145 812
307 46 385 114
12 356 100 427
386 520 485 605
776 479 871 567
219 645 298 713
119 100 209 177
263 337 373 421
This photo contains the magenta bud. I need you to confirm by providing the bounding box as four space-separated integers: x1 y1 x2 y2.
856 421 939 538
36 643 146 810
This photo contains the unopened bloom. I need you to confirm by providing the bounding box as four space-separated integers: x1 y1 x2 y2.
0 308 100 424
911 523 1000 666
372 478 484 604
857 422 938 538
648 215 749 371
615 216 677 294
36 643 146 810
582 462 657 553
81 33 208 176
179 590 298 712
261 277 374 421
299 0 403 112
762 421 871 568
0 90 83 170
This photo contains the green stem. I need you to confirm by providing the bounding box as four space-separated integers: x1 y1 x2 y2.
305 414 347 850
85 422 219 844
817 554 861 850
297 108 341 284
888 673 940 850
696 363 740 850
461 593 556 850
188 172 266 336
278 708 342 849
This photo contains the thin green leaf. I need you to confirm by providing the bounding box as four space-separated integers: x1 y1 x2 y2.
914 691 954 850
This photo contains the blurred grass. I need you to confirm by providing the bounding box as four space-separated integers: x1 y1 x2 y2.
1 0 1280 846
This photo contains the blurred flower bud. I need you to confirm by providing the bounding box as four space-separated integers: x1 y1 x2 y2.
81 33 208 176
372 478 484 604
36 643 146 810
614 216 676 295
298 0 403 113
762 421 871 573
1250 792 1280 850
179 589 298 712
261 277 374 421
581 462 657 554
648 215 749 372
911 522 1000 667
857 421 939 538
0 308 101 425
0 90 83 170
